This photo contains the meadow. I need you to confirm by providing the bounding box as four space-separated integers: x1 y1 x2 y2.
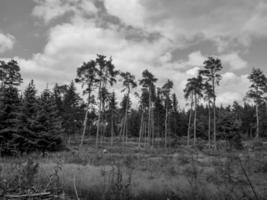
1 137 267 200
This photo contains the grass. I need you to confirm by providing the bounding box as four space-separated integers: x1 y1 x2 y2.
1 137 267 199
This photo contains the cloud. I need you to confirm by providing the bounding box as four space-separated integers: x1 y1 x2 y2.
221 52 248 70
2 0 251 107
216 73 250 105
32 0 97 24
0 33 15 53
103 0 267 51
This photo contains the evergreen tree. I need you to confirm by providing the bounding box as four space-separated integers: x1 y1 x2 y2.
202 57 223 149
0 59 23 155
246 68 267 138
139 70 157 145
107 92 118 145
63 81 84 141
120 72 137 143
17 80 40 153
0 86 21 155
161 80 173 148
35 89 64 154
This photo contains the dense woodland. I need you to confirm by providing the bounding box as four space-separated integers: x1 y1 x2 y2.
0 55 267 155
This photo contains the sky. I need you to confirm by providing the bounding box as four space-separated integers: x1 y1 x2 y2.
1 0 267 107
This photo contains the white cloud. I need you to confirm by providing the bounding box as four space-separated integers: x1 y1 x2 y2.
0 33 15 53
14 0 255 107
103 0 267 51
104 0 145 27
221 52 248 70
32 0 97 23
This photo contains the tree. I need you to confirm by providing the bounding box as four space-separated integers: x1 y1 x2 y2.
75 60 98 148
17 80 40 153
199 74 214 148
107 92 118 145
95 55 119 147
184 74 203 145
139 70 157 146
35 89 64 154
0 59 23 155
202 57 223 149
246 68 267 138
120 72 137 143
0 86 21 155
161 80 173 148
62 81 84 142
0 60 23 87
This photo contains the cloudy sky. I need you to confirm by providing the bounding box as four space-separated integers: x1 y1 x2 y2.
1 0 267 107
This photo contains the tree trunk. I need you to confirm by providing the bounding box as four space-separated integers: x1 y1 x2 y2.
256 103 259 138
193 94 197 146
187 95 193 146
124 92 129 144
138 111 144 148
151 106 155 146
80 92 91 149
208 100 211 148
96 83 102 148
212 73 217 150
110 119 114 146
165 107 168 148
148 89 152 145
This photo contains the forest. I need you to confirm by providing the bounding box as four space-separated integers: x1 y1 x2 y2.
1 54 267 156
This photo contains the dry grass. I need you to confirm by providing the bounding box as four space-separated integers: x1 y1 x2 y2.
1 138 267 199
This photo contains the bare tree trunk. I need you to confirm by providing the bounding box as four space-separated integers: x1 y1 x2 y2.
148 89 152 145
151 106 155 146
193 94 197 146
208 100 211 148
187 96 193 146
256 103 259 138
124 92 129 144
96 83 102 148
80 92 91 149
212 74 217 150
110 119 114 146
138 111 144 148
164 107 168 148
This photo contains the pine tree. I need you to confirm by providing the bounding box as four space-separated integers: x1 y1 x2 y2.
246 68 267 138
35 89 64 154
107 92 118 145
0 59 23 155
63 81 84 141
17 80 40 153
202 57 223 149
161 80 173 148
0 86 21 155
139 70 157 146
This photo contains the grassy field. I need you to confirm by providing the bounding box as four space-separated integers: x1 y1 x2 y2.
1 137 267 200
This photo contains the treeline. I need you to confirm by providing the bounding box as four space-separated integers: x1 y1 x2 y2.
0 55 267 155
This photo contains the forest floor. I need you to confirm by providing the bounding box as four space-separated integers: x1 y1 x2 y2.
1 137 267 200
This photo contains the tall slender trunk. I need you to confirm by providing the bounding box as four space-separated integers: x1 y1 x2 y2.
110 116 114 146
80 91 91 149
256 103 259 138
164 107 168 148
193 94 197 146
148 88 152 145
151 106 155 146
187 95 193 146
212 73 217 150
96 82 102 148
138 111 144 148
124 91 129 144
208 100 211 148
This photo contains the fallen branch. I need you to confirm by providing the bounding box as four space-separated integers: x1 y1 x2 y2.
5 192 51 198
238 157 260 200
